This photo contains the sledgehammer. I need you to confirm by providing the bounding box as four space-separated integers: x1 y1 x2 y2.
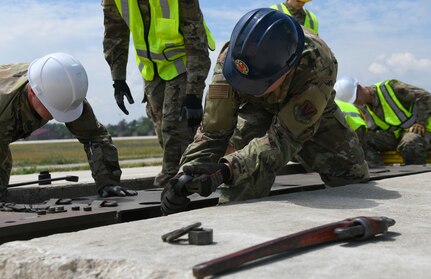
7 175 79 187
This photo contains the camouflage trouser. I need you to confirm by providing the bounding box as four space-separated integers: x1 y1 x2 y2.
0 144 12 201
220 105 369 203
145 74 195 187
364 130 430 165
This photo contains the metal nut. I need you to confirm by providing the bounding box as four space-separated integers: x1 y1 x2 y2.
188 228 213 245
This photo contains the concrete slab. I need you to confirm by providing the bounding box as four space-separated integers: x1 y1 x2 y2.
1 172 430 279
8 166 162 186
7 166 163 204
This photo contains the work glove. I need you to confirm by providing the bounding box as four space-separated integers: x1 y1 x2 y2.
160 181 191 215
113 80 135 115
181 94 203 128
98 185 138 198
182 163 231 197
409 123 425 136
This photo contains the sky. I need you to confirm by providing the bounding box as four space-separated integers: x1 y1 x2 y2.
1 0 430 125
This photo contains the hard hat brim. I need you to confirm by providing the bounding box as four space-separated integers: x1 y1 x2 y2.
346 91 357 104
36 93 84 122
50 102 84 123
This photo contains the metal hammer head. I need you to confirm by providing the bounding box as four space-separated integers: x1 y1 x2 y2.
65 176 79 182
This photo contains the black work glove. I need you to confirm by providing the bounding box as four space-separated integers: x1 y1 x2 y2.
113 80 135 115
181 94 203 128
160 181 191 215
98 185 138 198
182 163 231 197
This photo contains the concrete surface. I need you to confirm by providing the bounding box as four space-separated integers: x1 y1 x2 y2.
8 166 162 186
1 171 430 279
7 166 163 204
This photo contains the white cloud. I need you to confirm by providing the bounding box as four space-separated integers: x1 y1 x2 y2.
385 53 431 74
368 63 389 75
367 53 431 88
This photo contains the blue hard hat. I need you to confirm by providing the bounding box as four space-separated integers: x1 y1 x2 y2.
223 8 304 96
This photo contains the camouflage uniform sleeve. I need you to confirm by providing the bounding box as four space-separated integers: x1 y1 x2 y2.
0 144 12 188
179 0 211 97
389 80 431 125
66 100 122 190
102 0 130 81
180 43 238 166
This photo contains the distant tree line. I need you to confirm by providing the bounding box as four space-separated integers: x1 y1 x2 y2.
27 117 155 140
107 118 155 137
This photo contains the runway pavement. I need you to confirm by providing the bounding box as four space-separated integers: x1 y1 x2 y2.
1 169 430 278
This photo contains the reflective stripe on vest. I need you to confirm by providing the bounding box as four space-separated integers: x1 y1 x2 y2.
426 117 431 133
270 3 318 35
363 105 403 138
375 80 417 129
114 0 215 81
335 100 367 131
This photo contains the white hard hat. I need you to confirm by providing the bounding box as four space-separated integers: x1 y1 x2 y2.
28 52 88 122
334 76 358 104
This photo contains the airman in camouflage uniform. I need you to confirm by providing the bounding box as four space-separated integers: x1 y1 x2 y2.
0 59 135 202
270 0 319 35
160 9 369 214
102 0 214 188
355 80 431 166
231 0 318 152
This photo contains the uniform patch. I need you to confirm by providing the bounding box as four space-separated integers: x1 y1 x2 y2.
294 100 317 124
234 59 249 75
208 84 230 99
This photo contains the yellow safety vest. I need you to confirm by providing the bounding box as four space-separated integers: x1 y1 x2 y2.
335 100 367 132
270 3 319 35
363 80 431 137
114 0 216 81
427 118 431 133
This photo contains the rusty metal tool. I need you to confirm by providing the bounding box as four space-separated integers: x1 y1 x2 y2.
192 216 395 278
7 175 79 188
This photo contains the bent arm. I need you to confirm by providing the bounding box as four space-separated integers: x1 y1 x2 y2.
66 100 122 190
180 52 238 166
